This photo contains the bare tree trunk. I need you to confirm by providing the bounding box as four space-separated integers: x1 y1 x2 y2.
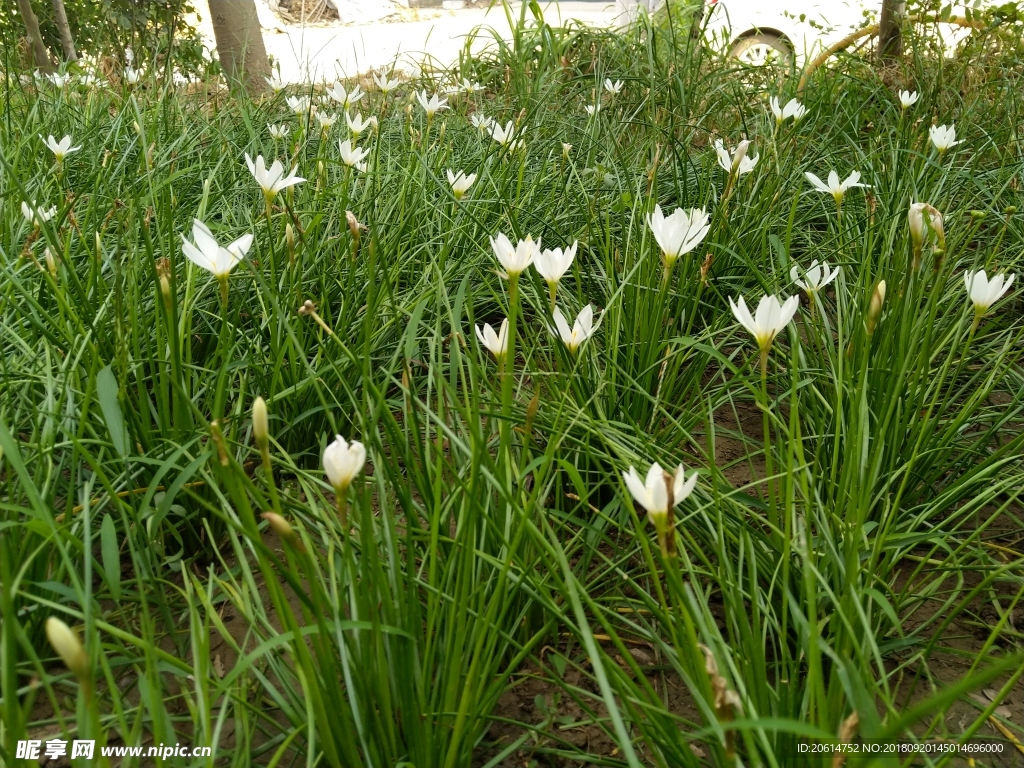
207 0 271 95
16 0 54 71
878 0 905 65
51 0 77 61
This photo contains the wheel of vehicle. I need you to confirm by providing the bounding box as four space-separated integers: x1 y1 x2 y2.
729 32 793 67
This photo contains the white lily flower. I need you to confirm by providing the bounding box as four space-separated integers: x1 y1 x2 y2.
315 111 338 131
47 72 71 88
476 318 509 359
180 219 253 278
489 120 517 146
124 67 141 85
804 170 870 204
714 139 758 176
929 124 963 153
490 232 539 278
898 90 919 108
769 96 806 124
346 111 377 137
415 90 447 118
552 304 595 353
447 77 483 95
790 260 840 292
245 153 305 200
646 204 710 268
286 95 311 116
729 294 800 355
43 134 81 163
534 242 577 286
21 201 57 225
338 139 370 172
471 112 494 131
265 75 286 93
125 47 134 64
323 434 366 493
585 104 600 116
268 123 289 139
623 462 697 529
446 169 476 200
603 78 623 95
562 142 573 158
964 270 1014 315
373 72 400 93
79 73 100 89
326 81 364 109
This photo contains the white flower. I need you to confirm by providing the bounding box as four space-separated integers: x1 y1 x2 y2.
21 201 57 225
266 75 286 93
929 124 963 152
646 204 710 267
714 139 757 176
471 113 494 131
964 270 1014 314
769 96 806 124
603 78 623 95
476 318 509 359
490 232 539 278
728 294 800 353
45 617 88 680
622 463 697 527
804 170 870 204
338 139 370 172
268 123 289 139
346 111 377 137
415 90 448 118
322 434 366 493
125 67 141 85
489 120 517 146
315 111 338 131
287 95 311 115
552 304 595 353
585 104 600 116
245 153 305 199
908 202 945 251
898 90 919 108
373 72 400 93
125 47 134 64
79 73 100 88
180 219 253 278
446 169 476 200
562 142 573 158
447 77 483 95
534 242 577 286
43 134 81 163
790 260 840 292
47 72 71 88
326 81 364 109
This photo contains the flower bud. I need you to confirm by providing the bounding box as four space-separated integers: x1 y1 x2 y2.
252 397 269 450
867 279 886 335
44 248 57 278
45 617 89 681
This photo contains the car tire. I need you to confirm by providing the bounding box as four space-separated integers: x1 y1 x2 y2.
729 32 793 67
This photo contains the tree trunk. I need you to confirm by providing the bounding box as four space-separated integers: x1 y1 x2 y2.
51 0 78 61
16 0 54 72
207 0 271 95
878 0 905 65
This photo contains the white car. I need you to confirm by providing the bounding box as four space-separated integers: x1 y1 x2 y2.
615 0 983 66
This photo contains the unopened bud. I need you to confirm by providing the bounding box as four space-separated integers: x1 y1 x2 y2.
562 142 572 159
970 210 985 220
263 512 306 552
298 299 315 316
252 396 269 450
210 419 229 466
867 279 886 335
44 248 57 277
1005 206 1017 215
346 211 361 243
46 617 89 681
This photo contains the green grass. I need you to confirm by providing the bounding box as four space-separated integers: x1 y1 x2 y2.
1 5 1024 766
